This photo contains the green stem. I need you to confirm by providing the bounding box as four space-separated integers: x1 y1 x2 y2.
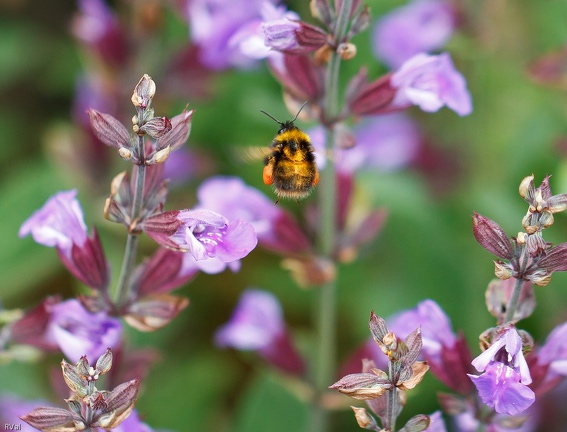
386 362 398 431
114 135 146 310
503 251 529 323
311 2 353 431
503 277 523 323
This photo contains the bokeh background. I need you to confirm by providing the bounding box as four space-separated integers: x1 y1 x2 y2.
2 0 567 431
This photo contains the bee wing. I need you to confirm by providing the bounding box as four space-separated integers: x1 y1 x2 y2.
232 146 272 164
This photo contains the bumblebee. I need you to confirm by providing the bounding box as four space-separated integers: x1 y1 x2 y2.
261 104 319 203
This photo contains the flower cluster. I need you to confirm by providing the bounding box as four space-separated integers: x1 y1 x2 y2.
21 349 140 431
330 312 430 431
260 1 471 122
13 75 259 430
473 175 567 288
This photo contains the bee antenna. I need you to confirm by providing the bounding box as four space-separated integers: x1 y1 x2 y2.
260 110 283 126
291 101 308 122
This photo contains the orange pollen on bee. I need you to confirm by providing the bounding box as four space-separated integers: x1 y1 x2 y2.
263 164 274 185
313 169 319 186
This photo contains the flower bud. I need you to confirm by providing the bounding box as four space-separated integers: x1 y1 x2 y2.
88 109 131 150
152 146 171 164
61 359 88 397
518 174 534 199
131 74 156 108
351 407 378 430
337 42 357 60
118 147 132 160
124 294 189 332
494 260 513 280
139 116 172 139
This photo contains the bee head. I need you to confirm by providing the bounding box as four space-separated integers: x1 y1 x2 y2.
260 102 307 134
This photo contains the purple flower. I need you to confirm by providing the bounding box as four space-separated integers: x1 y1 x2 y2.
387 299 474 395
185 0 294 69
19 190 109 290
469 325 534 415
310 114 421 173
196 176 312 255
172 209 258 262
469 363 535 416
143 207 258 263
19 190 88 258
71 0 128 66
427 410 447 432
46 299 122 363
339 300 474 397
215 289 304 374
534 321 567 382
262 19 301 51
373 0 456 69
391 52 472 116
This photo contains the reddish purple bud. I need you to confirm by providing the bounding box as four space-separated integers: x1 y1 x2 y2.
57 228 109 291
138 210 183 236
133 248 186 296
293 22 328 52
125 294 189 332
310 0 333 28
131 74 155 109
21 406 80 431
472 212 513 260
88 109 131 149
139 116 172 139
10 297 61 350
268 53 324 102
93 379 140 429
329 371 391 400
538 241 567 272
369 311 390 345
156 108 194 152
346 70 397 116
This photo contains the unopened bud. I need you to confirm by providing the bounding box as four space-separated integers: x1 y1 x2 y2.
118 147 132 160
517 231 528 244
153 146 171 164
131 74 156 108
519 174 534 199
494 260 513 280
351 407 377 430
540 211 554 228
337 42 356 60
530 269 552 287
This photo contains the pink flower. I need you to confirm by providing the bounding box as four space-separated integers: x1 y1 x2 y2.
373 0 456 69
19 190 87 258
19 190 109 290
469 325 534 416
215 289 304 374
46 299 122 363
391 52 472 116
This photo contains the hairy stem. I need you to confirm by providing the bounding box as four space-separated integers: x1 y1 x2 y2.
311 1 353 431
115 135 146 310
386 361 398 431
504 251 529 323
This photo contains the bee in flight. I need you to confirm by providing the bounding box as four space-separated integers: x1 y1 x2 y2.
260 103 319 204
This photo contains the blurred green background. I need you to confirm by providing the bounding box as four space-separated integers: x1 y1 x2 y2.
2 0 567 431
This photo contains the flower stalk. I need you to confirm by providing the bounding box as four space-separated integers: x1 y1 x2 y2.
115 127 146 310
313 1 353 431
